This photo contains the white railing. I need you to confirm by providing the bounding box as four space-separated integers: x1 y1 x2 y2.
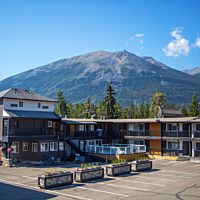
86 144 146 155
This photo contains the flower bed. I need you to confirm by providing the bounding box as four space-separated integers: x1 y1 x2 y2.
38 171 73 189
106 159 131 176
131 160 152 172
74 163 104 182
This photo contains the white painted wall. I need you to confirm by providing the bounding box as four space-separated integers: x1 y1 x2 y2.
3 98 55 112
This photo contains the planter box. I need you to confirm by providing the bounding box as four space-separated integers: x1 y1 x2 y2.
106 163 131 176
38 172 73 189
131 160 152 172
74 167 104 182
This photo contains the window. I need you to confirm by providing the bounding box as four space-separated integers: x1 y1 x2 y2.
196 124 200 131
42 105 49 109
89 125 94 131
32 143 38 152
78 125 85 131
196 143 200 150
19 101 23 107
50 142 58 151
11 104 18 107
3 120 8 128
133 124 139 131
23 142 28 151
167 123 177 132
59 142 64 151
37 103 41 108
48 121 52 128
167 141 179 150
12 142 19 153
40 142 49 152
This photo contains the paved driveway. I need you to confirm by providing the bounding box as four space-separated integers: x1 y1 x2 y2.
0 160 200 200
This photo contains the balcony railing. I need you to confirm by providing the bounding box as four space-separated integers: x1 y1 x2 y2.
123 130 161 137
6 128 59 137
86 144 146 155
162 130 190 137
73 131 102 138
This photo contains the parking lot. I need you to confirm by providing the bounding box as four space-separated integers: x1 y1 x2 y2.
0 159 200 200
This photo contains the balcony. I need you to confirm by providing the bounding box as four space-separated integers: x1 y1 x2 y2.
67 131 103 139
3 128 59 141
162 130 190 138
123 130 161 138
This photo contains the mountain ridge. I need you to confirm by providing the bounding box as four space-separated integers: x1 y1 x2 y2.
0 50 199 105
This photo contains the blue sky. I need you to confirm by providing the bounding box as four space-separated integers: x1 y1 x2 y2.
0 0 200 80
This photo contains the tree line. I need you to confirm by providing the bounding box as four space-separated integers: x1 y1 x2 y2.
55 83 200 119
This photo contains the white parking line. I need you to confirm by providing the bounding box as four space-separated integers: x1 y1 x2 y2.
0 179 93 200
148 173 192 179
78 186 129 197
161 161 176 165
162 170 200 176
114 177 166 187
192 164 200 167
97 182 150 192
172 161 187 166
22 176 37 180
137 175 177 182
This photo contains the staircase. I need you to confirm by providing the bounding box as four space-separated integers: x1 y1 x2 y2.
66 140 84 155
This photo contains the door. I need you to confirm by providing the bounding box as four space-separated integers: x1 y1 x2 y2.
183 141 189 156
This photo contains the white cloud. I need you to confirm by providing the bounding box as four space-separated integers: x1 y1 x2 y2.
194 37 200 48
163 27 190 57
134 33 144 38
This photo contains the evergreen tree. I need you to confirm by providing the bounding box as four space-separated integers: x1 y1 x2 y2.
55 91 69 118
149 92 166 117
84 98 93 118
96 100 107 119
189 94 200 117
104 83 117 119
181 105 188 117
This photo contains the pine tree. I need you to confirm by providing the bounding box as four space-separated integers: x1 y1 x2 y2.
189 94 200 117
181 105 188 117
55 91 69 118
104 83 117 119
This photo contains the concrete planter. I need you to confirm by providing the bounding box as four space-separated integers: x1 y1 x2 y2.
74 167 104 182
131 160 152 172
38 172 73 189
106 163 131 176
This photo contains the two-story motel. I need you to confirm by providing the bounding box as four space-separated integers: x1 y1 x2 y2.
0 88 200 162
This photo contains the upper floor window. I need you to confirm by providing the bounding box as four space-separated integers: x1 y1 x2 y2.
37 103 41 108
166 123 177 132
32 143 38 152
89 125 94 131
50 142 58 151
19 101 23 107
10 103 18 107
42 105 49 109
12 142 19 153
196 124 200 131
78 125 85 131
40 142 49 152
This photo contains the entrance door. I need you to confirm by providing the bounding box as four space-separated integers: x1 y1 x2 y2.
183 141 189 156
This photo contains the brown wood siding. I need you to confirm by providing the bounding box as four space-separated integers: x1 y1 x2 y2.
149 140 161 155
149 123 161 136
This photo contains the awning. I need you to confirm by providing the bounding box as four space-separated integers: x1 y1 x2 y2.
5 110 61 120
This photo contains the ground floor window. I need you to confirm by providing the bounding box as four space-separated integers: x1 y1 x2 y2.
23 142 28 151
167 141 179 150
32 143 38 152
50 142 58 151
12 142 19 153
59 142 64 151
40 142 49 152
196 142 200 150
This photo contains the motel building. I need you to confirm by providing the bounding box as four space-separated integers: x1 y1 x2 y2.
0 88 200 164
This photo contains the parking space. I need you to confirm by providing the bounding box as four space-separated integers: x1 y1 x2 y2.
0 159 200 200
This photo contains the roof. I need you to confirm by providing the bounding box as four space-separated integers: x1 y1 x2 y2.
0 88 57 102
62 118 97 125
62 117 200 123
160 108 183 116
5 110 61 119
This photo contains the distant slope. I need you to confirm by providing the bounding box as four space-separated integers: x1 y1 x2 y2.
0 50 199 105
184 66 200 78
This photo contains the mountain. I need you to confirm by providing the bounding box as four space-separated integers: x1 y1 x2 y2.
0 50 200 105
184 66 200 78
